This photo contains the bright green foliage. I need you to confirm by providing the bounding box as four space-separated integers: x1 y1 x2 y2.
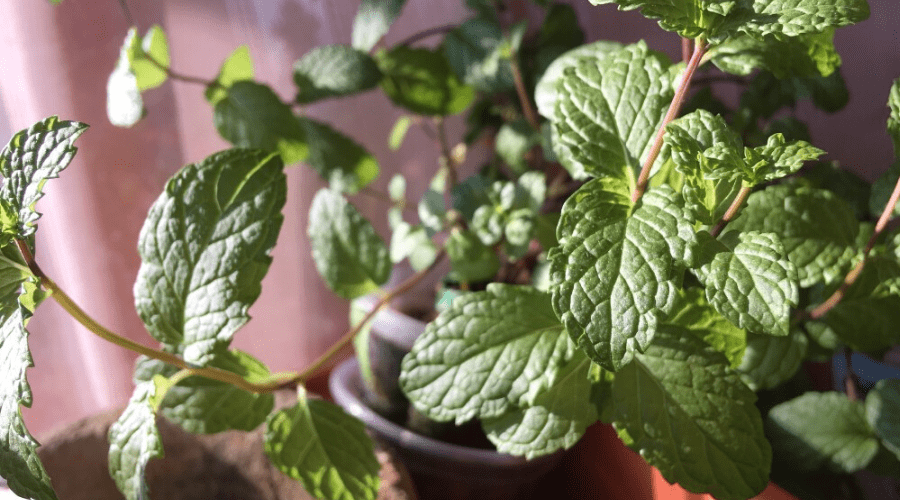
134 150 286 365
351 0 408 52
390 222 438 272
298 117 379 193
264 388 380 500
660 288 746 367
710 30 842 78
551 180 697 371
213 81 308 165
534 40 623 120
443 18 515 93
482 354 597 459
587 0 746 39
495 120 540 173
550 42 674 182
736 330 808 391
469 172 545 258
889 78 900 155
768 392 879 473
866 379 900 460
822 257 900 352
377 46 474 116
205 46 254 105
388 116 411 150
738 0 870 39
0 245 35 314
134 350 274 434
695 132 823 186
108 380 165 500
130 26 170 90
728 184 860 287
107 26 169 127
0 117 88 239
445 228 500 283
0 306 57 500
401 284 576 423
294 45 382 103
695 231 798 336
608 331 771 500
308 189 390 299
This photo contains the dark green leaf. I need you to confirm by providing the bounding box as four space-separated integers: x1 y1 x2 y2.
134 150 286 365
108 380 165 500
870 160 900 220
443 18 515 93
710 30 842 78
377 46 474 116
803 162 870 220
866 379 900 460
660 288 746 367
446 228 500 283
351 0 408 52
264 388 380 500
299 117 379 193
738 0 871 39
205 46 254 105
294 45 382 103
308 189 390 299
822 257 900 352
537 3 585 49
736 329 808 391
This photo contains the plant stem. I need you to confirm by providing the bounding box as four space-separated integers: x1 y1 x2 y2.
144 53 218 88
710 185 751 238
809 169 900 320
510 51 540 131
435 117 458 189
397 24 459 47
631 38 707 203
682 38 692 63
843 347 860 401
117 0 135 27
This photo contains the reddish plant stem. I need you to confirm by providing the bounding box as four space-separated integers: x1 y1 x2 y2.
632 38 707 203
510 52 541 131
682 38 692 63
710 185 751 238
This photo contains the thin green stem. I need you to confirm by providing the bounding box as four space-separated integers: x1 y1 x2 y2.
710 185 751 238
632 38 708 203
144 53 218 88
435 118 458 190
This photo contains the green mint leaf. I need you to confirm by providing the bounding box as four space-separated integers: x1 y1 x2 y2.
866 379 900 460
727 184 859 287
709 30 842 78
133 350 274 434
534 40 622 120
389 222 438 272
388 116 411 150
401 284 576 423
108 380 165 500
294 45 382 104
661 288 746 367
205 46 254 105
888 78 900 156
445 228 500 283
537 3 586 49
695 231 798 336
609 330 771 500
443 18 515 93
821 257 900 352
134 150 286 365
739 0 870 39
482 354 597 459
131 26 170 91
351 0 408 52
736 329 808 391
377 46 474 116
418 189 446 234
106 26 169 127
551 180 697 371
264 387 380 500
550 42 674 182
213 81 308 165
870 159 900 220
742 133 825 183
0 244 36 314
767 392 879 473
308 188 390 299
0 117 88 238
0 306 57 500
495 119 540 173
299 117 379 193
587 0 745 39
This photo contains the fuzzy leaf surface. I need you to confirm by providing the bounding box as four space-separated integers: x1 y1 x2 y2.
587 0 745 39
482 354 597 459
727 184 859 287
0 306 57 500
134 150 286 365
213 81 308 164
0 117 87 238
660 288 746 367
299 118 379 193
377 46 474 116
739 0 870 39
294 45 382 103
264 388 379 500
609 331 771 500
550 42 674 182
550 180 696 371
108 381 164 500
134 350 274 434
767 392 879 473
736 329 807 391
401 284 576 423
866 379 900 460
352 0 407 52
308 189 390 299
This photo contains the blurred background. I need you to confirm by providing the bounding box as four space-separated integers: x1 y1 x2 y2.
0 0 897 438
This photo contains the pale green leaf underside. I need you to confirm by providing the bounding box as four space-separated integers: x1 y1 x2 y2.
551 41 674 181
0 116 88 238
551 181 697 371
307 189 390 299
134 149 287 365
401 284 575 424
727 184 859 287
696 231 798 336
534 40 623 120
660 288 746 368
134 350 274 434
866 379 900 460
482 354 597 459
0 306 57 500
264 390 380 500
768 391 879 473
351 0 408 52
294 45 382 104
736 329 807 391
610 331 771 500
740 0 870 39
108 382 164 500
299 117 379 194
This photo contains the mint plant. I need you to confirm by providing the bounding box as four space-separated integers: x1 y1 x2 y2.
2 0 899 499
